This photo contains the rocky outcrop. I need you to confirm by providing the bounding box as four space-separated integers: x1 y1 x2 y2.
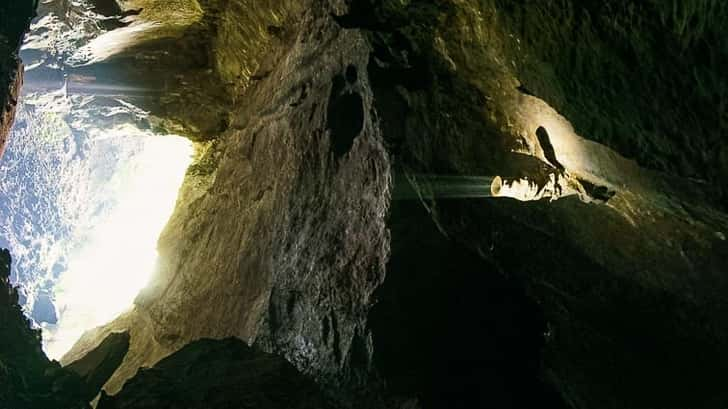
96 338 334 409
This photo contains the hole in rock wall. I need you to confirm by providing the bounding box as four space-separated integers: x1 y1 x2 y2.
345 65 358 84
536 126 564 171
327 73 364 160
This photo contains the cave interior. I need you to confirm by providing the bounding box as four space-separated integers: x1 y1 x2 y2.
1 0 728 408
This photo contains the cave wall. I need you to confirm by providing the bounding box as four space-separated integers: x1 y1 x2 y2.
370 201 567 408
58 1 728 408
95 338 335 409
494 0 728 206
145 4 391 399
66 1 392 404
0 249 91 409
353 1 728 407
0 0 35 158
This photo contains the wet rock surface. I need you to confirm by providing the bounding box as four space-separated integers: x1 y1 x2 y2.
96 338 335 409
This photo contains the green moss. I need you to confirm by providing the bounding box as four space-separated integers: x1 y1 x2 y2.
187 140 220 178
212 0 301 86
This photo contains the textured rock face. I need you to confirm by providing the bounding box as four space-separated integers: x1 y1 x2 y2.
495 0 728 205
96 338 334 409
356 2 728 407
54 1 728 408
370 202 566 408
67 3 392 402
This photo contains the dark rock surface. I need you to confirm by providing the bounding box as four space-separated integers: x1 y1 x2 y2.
96 337 334 409
0 0 34 158
375 0 728 402
370 201 567 409
0 62 21 159
0 249 89 409
65 332 131 402
359 3 728 407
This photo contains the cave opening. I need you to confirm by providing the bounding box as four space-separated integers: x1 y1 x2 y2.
0 7 193 360
327 72 365 160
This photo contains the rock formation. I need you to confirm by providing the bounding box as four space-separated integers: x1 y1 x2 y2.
3 0 728 408
96 337 334 409
0 249 89 409
0 1 35 158
65 332 131 402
